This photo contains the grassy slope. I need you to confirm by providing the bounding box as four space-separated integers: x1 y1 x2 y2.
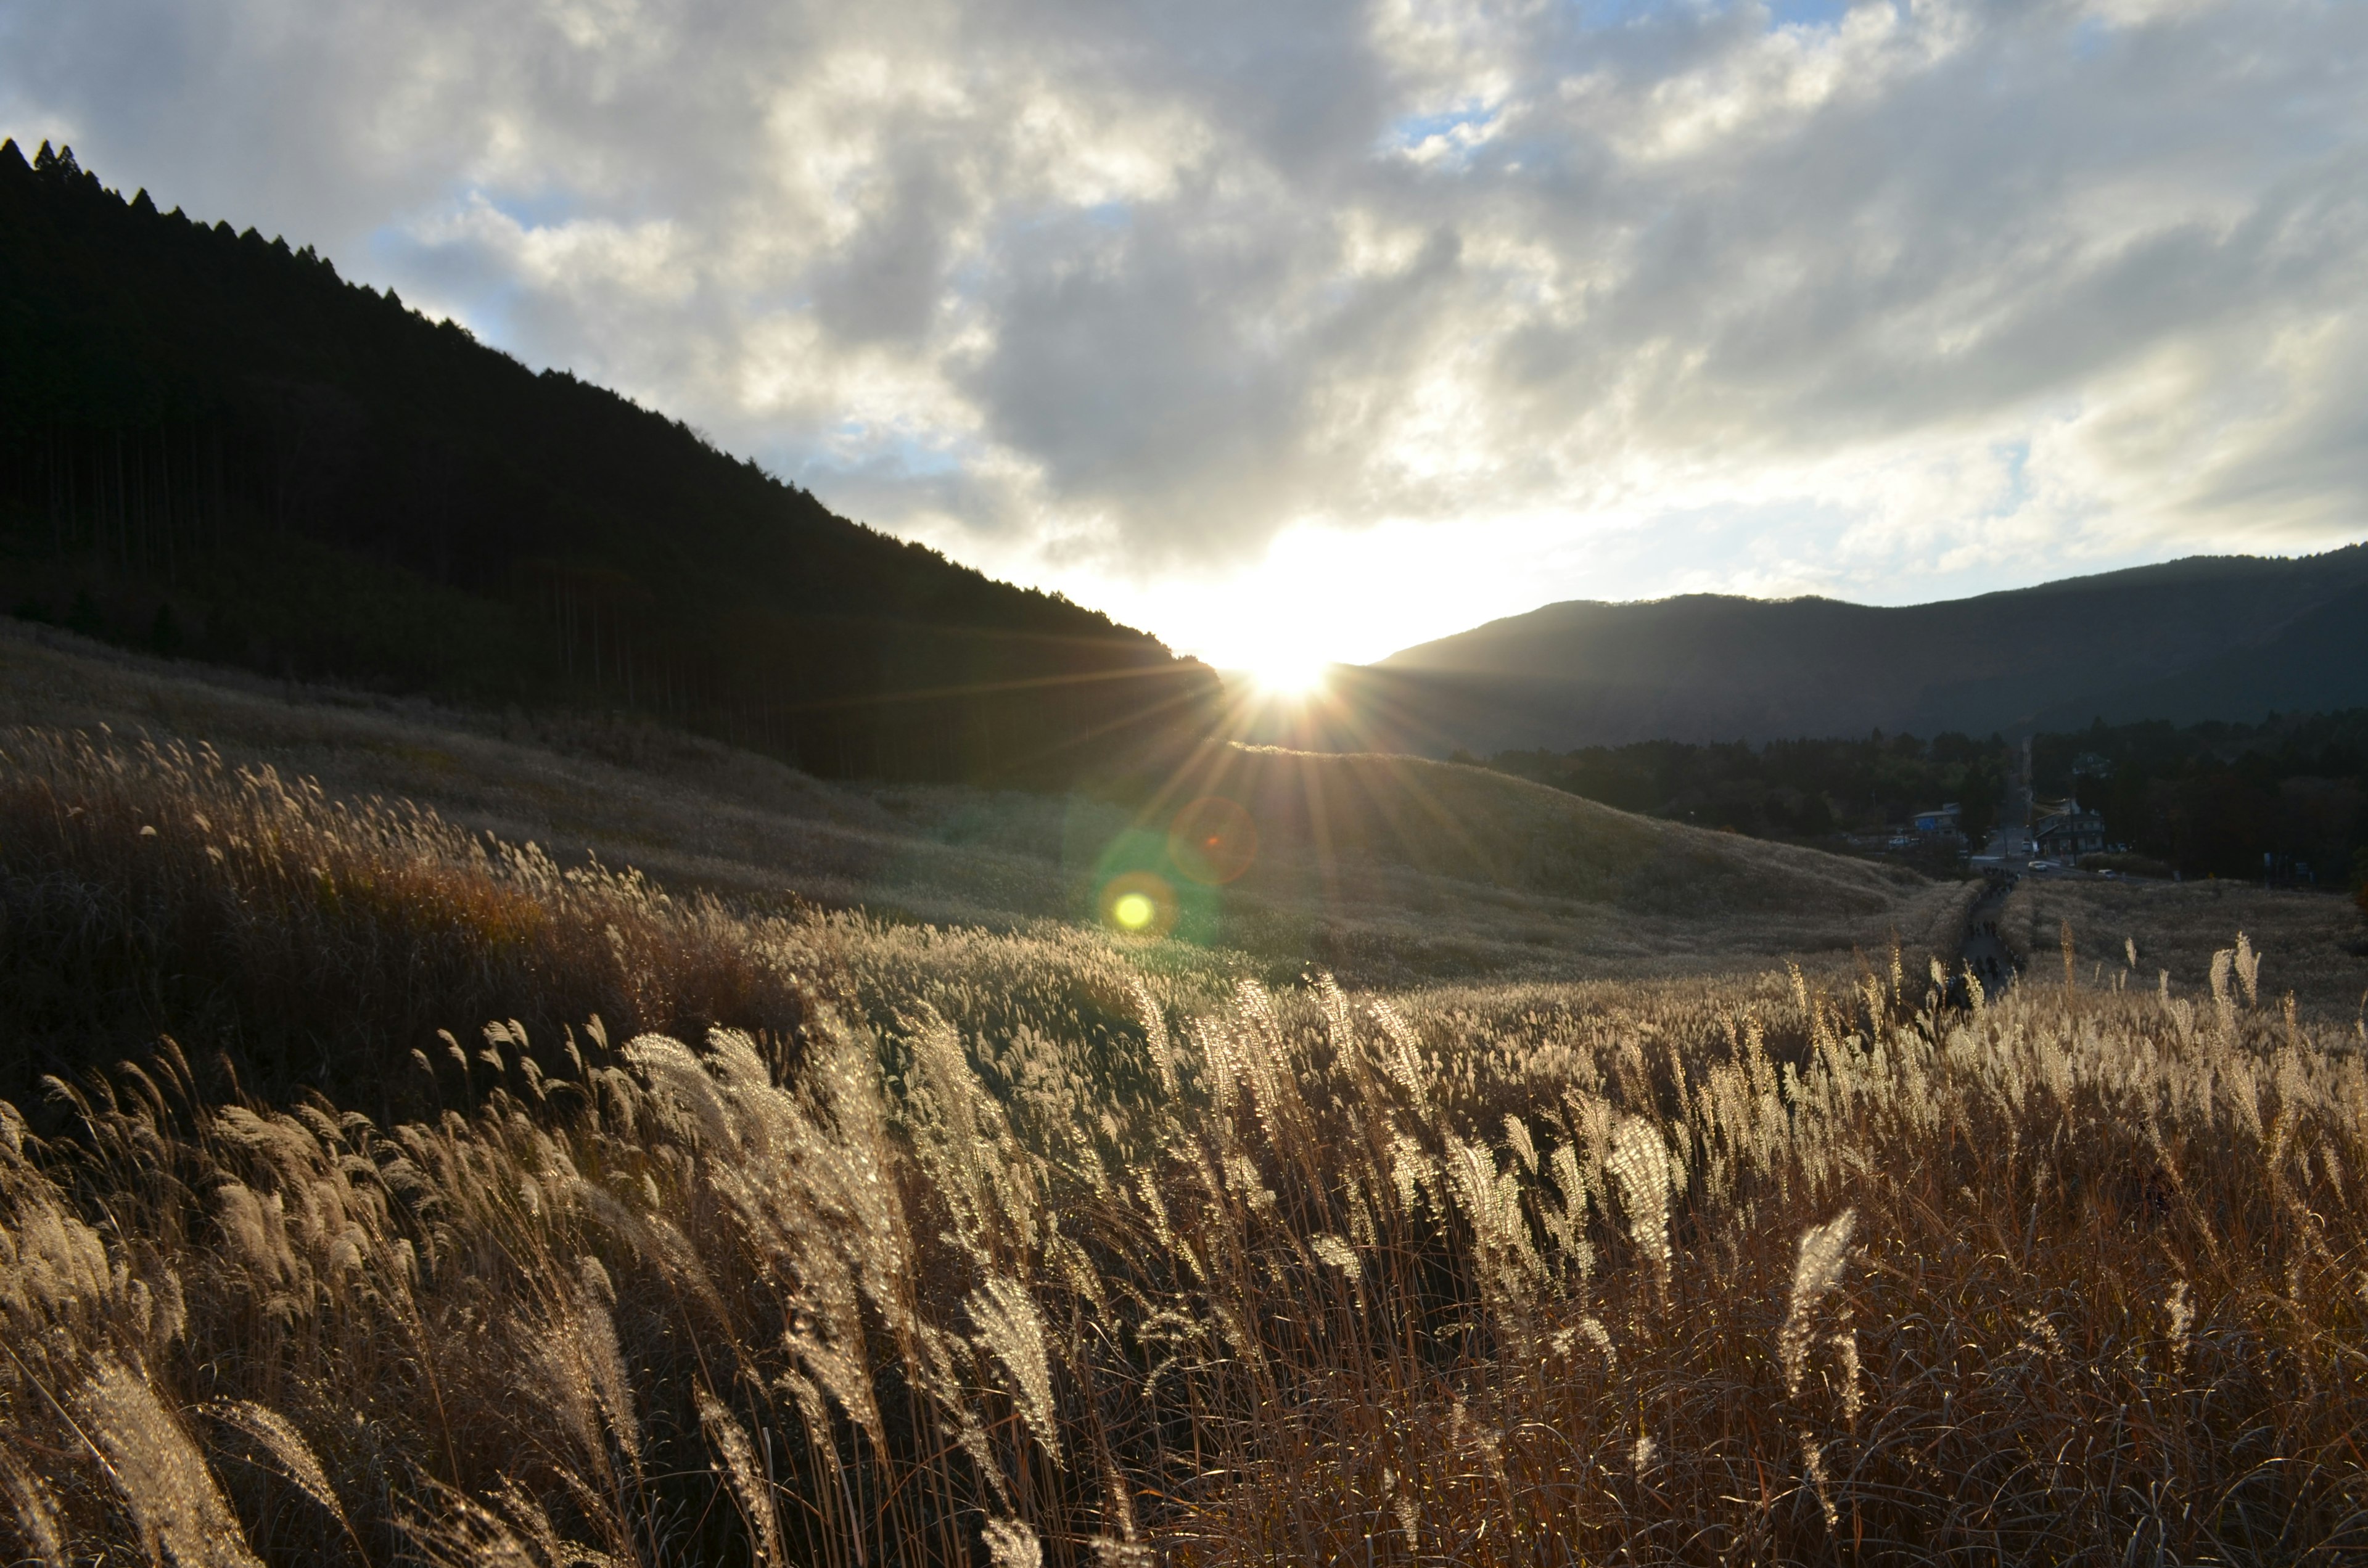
1996 874 2368 1025
0 618 1970 996
1 750 2361 1564
1 622 2364 1566
1208 744 1921 913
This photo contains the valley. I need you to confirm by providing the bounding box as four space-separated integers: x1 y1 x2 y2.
3 121 2366 1568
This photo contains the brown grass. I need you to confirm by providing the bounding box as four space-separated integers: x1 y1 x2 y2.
0 729 818 1114
2 726 2363 1564
0 618 1965 990
1996 874 2368 1027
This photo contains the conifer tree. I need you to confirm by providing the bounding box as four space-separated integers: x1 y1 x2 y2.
0 147 1217 784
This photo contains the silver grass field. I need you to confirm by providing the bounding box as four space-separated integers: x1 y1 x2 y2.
2 728 2365 1566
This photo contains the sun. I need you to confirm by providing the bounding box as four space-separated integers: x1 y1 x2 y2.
1243 651 1330 698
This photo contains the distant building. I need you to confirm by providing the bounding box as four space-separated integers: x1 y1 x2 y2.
2033 802 2106 860
1912 803 1961 836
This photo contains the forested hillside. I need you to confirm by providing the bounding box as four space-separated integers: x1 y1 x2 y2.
2039 710 2368 887
1476 729 2009 854
1334 547 2368 756
1481 711 2368 895
0 140 1218 782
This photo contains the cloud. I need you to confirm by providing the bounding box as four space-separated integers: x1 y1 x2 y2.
6 0 2366 660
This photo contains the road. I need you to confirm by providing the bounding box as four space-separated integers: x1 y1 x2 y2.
1959 877 2020 993
1956 736 2028 992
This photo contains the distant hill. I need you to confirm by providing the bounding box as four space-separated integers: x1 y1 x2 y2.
0 139 1217 783
1289 547 2368 755
1177 743 1928 921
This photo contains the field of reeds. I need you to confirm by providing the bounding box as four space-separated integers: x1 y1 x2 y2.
0 618 1972 993
1995 874 2368 1028
4 708 2367 1564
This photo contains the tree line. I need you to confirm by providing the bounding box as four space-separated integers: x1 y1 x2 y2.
1480 711 2368 898
2038 711 2368 889
0 140 1219 784
1468 730 2008 852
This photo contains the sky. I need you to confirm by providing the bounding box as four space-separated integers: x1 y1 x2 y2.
6 0 2366 674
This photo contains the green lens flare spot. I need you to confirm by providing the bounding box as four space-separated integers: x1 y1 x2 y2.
1098 869 1178 936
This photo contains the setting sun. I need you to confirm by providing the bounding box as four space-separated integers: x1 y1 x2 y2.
1243 652 1330 698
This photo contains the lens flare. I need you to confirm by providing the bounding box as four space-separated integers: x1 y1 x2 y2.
1098 870 1177 936
1168 795 1258 884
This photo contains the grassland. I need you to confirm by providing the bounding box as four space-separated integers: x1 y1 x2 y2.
0 618 1967 1002
1994 874 2368 1027
2 622 2366 1565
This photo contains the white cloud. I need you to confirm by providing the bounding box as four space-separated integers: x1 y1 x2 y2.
6 0 2365 665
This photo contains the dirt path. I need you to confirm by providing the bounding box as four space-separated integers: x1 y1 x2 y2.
1959 873 2021 998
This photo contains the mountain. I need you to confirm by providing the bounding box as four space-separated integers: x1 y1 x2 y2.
2023 578 2368 733
1292 546 2368 756
0 139 1217 784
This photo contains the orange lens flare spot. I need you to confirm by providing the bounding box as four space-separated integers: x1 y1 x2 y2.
1167 796 1257 885
1099 871 1178 936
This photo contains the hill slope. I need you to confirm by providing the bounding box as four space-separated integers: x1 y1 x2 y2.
1169 742 1922 919
0 616 1963 1038
1338 546 2368 754
0 139 1217 782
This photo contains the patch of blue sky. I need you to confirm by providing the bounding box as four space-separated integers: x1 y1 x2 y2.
480 184 583 231
1762 0 1857 28
1384 104 1497 152
821 422 967 478
364 215 535 359
360 179 591 344
1566 0 1653 29
735 283 816 318
1613 485 2093 610
1379 103 1502 170
993 197 1133 240
1985 439 2034 519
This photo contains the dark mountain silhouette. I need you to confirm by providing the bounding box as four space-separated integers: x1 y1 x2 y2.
0 139 1217 783
1268 546 2368 757
2023 579 2368 733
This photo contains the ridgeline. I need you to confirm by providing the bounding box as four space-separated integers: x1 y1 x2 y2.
1278 545 2368 759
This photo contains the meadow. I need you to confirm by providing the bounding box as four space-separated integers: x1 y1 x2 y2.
2 626 2366 1565
0 618 1970 1019
1995 874 2368 1027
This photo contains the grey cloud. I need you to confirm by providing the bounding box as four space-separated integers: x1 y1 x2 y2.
6 0 2367 589
787 440 1028 538
982 0 1393 175
958 202 1316 552
1453 3 2368 468
1 0 810 268
806 155 963 345
956 195 1471 559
